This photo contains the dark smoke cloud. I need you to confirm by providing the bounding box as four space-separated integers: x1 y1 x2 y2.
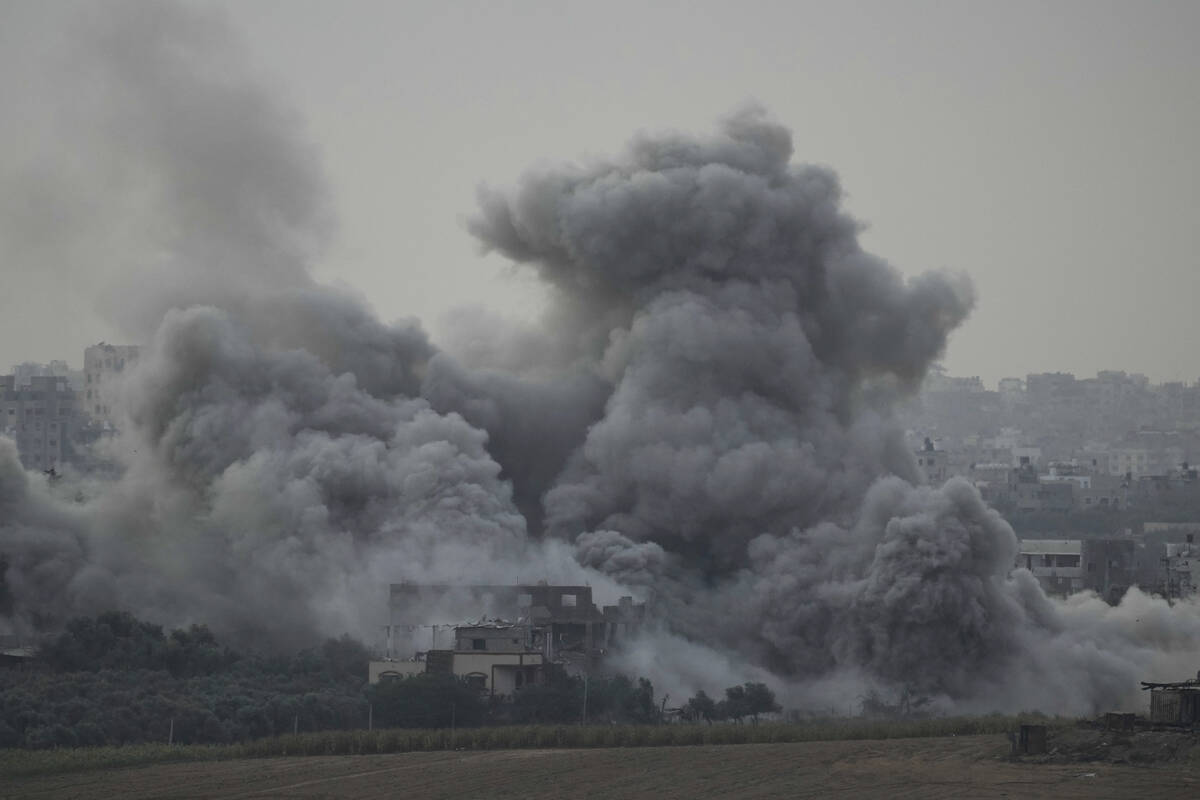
2 2 1199 715
462 106 1200 712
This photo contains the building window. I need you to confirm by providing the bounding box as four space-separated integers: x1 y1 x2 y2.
561 594 577 608
472 638 486 651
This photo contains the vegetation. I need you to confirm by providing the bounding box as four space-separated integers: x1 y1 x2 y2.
0 611 1059 760
1 612 373 748
0 713 1070 778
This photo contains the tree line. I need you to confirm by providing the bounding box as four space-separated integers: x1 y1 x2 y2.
0 612 778 749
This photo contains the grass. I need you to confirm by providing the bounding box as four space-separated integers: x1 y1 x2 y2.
0 714 1070 778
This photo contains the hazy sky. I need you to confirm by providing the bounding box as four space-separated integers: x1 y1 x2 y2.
2 0 1197 386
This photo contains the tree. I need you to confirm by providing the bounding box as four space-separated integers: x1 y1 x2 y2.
682 690 717 724
366 673 484 729
741 682 781 722
719 685 748 723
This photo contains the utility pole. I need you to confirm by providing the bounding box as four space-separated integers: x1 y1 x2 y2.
451 702 456 749
581 674 589 726
168 718 174 746
368 703 373 732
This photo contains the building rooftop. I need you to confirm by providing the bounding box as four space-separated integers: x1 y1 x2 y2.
1018 539 1082 555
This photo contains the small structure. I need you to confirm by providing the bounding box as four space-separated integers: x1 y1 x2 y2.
1017 724 1047 754
1141 672 1200 725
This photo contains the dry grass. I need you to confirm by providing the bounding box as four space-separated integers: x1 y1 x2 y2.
0 714 1068 778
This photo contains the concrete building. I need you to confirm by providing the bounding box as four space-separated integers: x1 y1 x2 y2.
369 619 546 697
1076 473 1128 509
1018 538 1137 602
386 583 647 669
915 438 948 483
1017 539 1084 595
82 342 140 429
0 374 78 470
1107 447 1153 478
1081 538 1136 604
1162 537 1199 600
374 583 650 697
10 360 81 392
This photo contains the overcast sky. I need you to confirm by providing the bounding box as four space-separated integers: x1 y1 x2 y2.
2 0 1197 387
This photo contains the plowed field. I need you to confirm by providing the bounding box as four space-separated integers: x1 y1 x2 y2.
5 735 1198 799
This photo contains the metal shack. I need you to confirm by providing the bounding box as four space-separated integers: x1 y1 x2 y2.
1141 673 1200 725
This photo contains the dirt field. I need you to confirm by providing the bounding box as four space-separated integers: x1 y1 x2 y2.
4 734 1198 800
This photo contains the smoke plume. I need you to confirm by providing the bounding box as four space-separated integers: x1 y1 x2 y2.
1 0 1198 716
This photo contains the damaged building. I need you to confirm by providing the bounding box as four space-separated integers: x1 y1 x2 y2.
1142 672 1200 725
367 583 648 696
1015 538 1135 602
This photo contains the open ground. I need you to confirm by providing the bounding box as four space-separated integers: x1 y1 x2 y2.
4 734 1199 800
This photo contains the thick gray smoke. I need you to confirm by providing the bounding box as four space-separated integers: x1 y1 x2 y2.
0 1 598 648
456 107 1200 712
2 0 1199 714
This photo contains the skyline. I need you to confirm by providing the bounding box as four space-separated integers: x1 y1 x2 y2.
2 0 1198 386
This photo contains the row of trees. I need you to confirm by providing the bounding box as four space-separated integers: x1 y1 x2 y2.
1 612 781 749
680 683 781 724
2 612 374 748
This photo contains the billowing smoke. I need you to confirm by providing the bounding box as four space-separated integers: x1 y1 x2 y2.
2 0 1199 715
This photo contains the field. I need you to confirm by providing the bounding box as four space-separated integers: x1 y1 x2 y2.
4 729 1199 799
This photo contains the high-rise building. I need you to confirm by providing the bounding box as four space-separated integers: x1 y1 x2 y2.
0 374 78 470
82 343 140 429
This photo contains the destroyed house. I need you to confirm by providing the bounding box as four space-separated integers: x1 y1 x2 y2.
387 583 647 666
1141 674 1200 725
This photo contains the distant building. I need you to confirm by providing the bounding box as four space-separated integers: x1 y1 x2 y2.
1017 538 1137 602
9 360 81 392
1025 372 1080 406
371 583 649 692
1162 536 1199 600
915 438 949 483
82 343 140 429
1082 538 1136 604
997 377 1025 396
0 374 77 470
1016 540 1084 595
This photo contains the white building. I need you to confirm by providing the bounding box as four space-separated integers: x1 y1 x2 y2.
1017 539 1084 596
82 343 140 429
369 619 546 697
